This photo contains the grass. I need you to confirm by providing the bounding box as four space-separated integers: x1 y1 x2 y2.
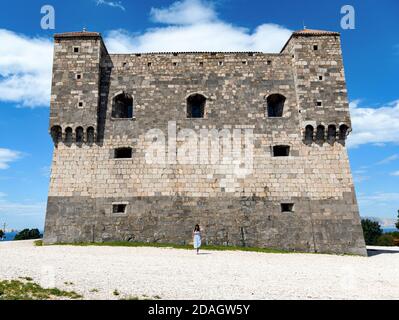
121 295 161 300
44 240 291 254
0 279 82 300
35 239 361 256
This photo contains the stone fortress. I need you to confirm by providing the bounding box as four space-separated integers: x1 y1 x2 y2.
44 28 367 256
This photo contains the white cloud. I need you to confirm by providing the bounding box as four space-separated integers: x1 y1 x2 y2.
348 100 399 148
362 216 397 228
40 165 51 178
150 0 216 25
376 154 399 165
391 171 399 176
96 0 125 11
353 173 370 183
105 0 292 53
0 148 22 169
358 192 399 204
0 198 46 217
0 29 53 107
0 1 292 107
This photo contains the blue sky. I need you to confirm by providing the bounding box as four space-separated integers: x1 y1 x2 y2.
0 0 398 230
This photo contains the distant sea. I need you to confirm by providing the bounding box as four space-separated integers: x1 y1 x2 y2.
1 232 17 241
382 227 398 233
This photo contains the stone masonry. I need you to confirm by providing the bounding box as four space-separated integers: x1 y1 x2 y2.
44 29 367 256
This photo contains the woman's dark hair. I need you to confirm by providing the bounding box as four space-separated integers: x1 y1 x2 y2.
194 224 200 231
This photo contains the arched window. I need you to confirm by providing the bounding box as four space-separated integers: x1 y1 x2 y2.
112 92 133 119
327 125 336 143
339 124 349 140
50 126 62 145
267 94 286 117
305 125 314 143
65 127 73 144
316 125 325 142
87 127 95 144
187 94 206 118
76 127 84 143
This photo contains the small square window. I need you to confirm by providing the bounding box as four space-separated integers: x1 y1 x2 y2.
173 62 178 66
76 74 82 80
199 61 204 66
313 45 319 51
281 203 294 212
319 75 323 81
73 47 80 53
148 62 152 67
114 147 132 159
78 102 84 108
316 101 322 107
113 204 127 214
273 145 290 157
267 60 272 65
242 60 247 65
218 61 223 66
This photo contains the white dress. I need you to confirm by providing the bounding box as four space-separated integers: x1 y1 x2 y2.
193 231 201 249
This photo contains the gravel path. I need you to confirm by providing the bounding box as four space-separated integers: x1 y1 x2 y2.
1 240 399 300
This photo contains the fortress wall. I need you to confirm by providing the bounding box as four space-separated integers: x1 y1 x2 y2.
44 31 367 255
45 136 365 255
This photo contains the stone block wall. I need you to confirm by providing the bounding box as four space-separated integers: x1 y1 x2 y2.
44 30 367 256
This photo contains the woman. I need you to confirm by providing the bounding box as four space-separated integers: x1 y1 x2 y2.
193 224 202 254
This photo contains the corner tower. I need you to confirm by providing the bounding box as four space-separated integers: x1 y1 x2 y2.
282 29 351 141
49 31 108 144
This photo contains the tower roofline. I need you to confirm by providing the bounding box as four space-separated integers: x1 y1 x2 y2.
54 31 102 39
280 29 341 53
